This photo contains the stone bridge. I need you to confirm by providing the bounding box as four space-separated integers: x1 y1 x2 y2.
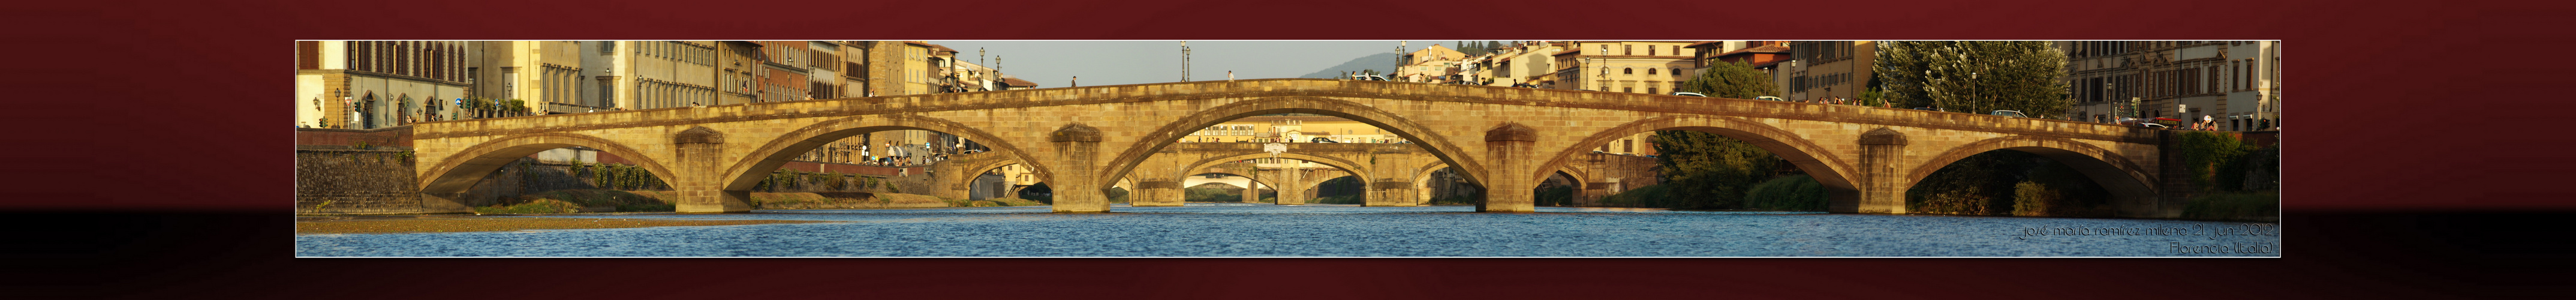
410 79 2169 216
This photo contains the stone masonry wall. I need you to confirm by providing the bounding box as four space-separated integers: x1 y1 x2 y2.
294 145 421 214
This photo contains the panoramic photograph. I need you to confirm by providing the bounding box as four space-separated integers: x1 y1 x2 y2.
291 40 2283 257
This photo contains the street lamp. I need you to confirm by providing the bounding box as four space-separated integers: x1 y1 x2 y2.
2105 82 2115 122
979 47 987 91
1180 41 1191 82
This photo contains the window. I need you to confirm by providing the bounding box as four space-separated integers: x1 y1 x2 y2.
1648 88 1658 94
1623 68 1633 74
1624 45 1633 55
1623 87 1634 93
1648 46 1656 56
1647 68 1657 75
1672 68 1681 76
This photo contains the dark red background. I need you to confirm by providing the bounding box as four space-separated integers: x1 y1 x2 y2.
4 0 2570 298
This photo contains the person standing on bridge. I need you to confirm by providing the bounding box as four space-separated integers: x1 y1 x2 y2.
1229 71 1235 81
1072 76 1078 87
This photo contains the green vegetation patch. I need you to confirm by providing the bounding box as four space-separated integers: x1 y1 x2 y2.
1743 175 1828 211
476 190 673 214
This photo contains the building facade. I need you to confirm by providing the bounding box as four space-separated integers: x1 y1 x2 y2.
295 41 471 129
462 41 596 115
853 41 936 96
590 41 720 110
1554 41 1699 95
1494 41 1564 88
754 41 812 103
2058 41 2280 130
1780 41 1874 102
1397 43 1467 83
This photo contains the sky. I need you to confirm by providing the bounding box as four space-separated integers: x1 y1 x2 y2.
925 41 1435 87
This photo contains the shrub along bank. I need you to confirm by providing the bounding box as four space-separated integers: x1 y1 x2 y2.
1906 151 2114 217
2175 131 2281 221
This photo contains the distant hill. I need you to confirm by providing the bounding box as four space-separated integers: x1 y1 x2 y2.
1299 53 1404 79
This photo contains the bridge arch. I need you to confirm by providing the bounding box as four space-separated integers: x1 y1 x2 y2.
416 133 683 211
721 114 1048 192
1531 115 1863 210
1099 96 1488 191
1411 164 1469 205
1902 135 2160 216
1181 170 1283 203
1181 172 1279 191
1177 152 1373 185
944 152 1032 195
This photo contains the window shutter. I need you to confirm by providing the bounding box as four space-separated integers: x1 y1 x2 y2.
296 41 320 70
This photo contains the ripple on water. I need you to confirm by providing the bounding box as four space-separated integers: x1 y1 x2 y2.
296 205 2280 257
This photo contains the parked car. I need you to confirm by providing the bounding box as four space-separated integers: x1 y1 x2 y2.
1912 107 1942 112
1672 92 1708 97
2117 118 2174 129
1755 96 1786 101
1990 110 2028 118
2151 118 2185 128
1310 137 1339 143
1351 75 1388 81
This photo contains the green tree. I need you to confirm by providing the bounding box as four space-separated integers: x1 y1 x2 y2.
1677 61 1780 98
1651 60 1793 209
1874 41 2071 117
1650 130 1777 209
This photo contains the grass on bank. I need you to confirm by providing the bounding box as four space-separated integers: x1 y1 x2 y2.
473 190 675 214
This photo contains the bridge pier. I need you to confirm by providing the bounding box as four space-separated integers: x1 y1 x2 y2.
1847 128 1909 214
1128 151 1185 206
1133 180 1185 206
1480 124 1538 212
670 127 753 213
1243 181 1264 203
931 160 974 200
1049 124 1111 212
1368 148 1416 206
1273 167 1308 205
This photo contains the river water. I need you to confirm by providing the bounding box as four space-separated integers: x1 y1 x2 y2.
294 204 2281 257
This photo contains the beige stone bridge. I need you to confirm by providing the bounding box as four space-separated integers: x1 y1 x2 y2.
408 79 2172 216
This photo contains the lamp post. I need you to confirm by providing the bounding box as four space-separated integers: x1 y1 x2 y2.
979 47 987 91
2105 82 2115 122
1180 41 1191 82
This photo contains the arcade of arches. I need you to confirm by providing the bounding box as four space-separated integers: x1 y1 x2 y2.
409 79 2178 217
